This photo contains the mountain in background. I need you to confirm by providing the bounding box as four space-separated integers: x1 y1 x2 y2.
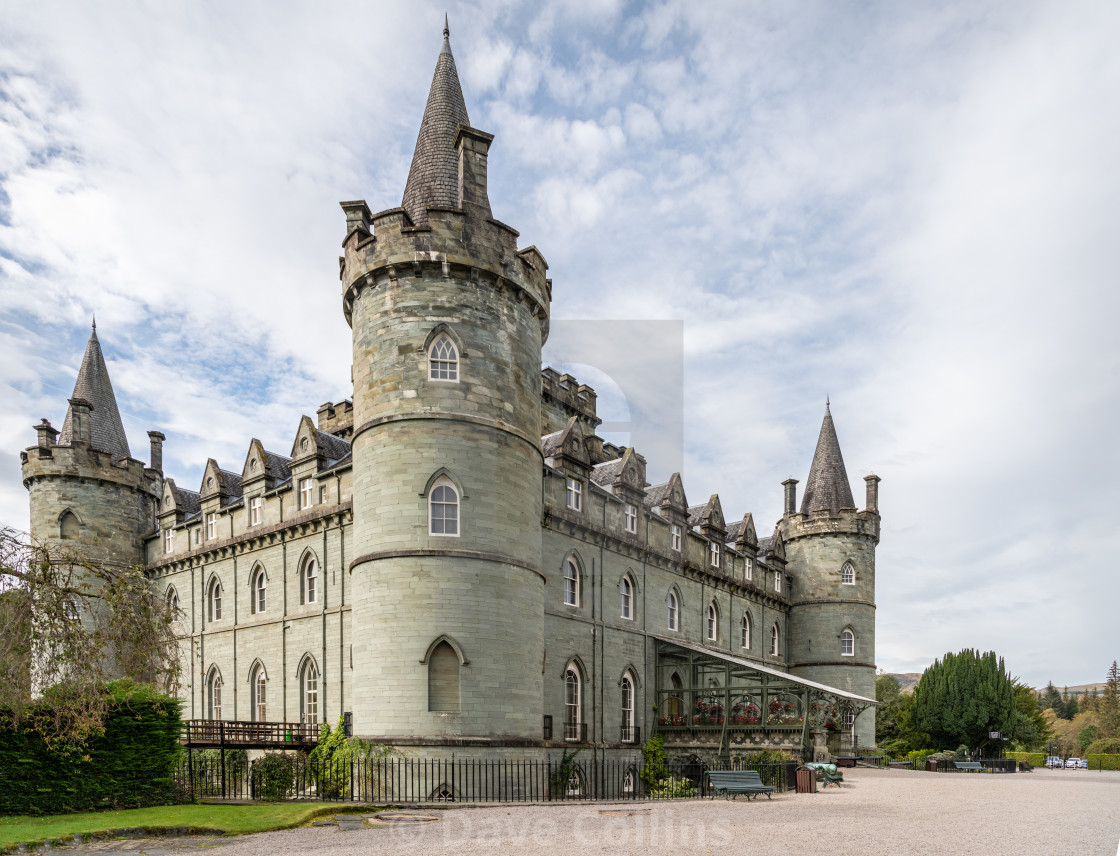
886 673 922 694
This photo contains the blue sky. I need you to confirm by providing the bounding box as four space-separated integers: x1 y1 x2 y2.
1 0 1118 688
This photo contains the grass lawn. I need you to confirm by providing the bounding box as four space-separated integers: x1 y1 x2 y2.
0 803 381 849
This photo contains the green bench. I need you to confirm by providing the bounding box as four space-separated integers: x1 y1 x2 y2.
705 770 776 800
954 761 983 772
804 762 844 787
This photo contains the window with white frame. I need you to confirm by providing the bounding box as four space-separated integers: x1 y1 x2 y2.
251 664 267 722
667 590 679 631
300 478 314 510
770 623 780 656
841 562 855 585
741 613 752 649
206 513 217 540
566 478 582 511
844 710 855 730
302 557 318 605
163 527 174 554
252 568 267 614
207 578 222 622
745 558 753 581
841 628 854 657
319 485 328 504
563 557 580 606
707 601 718 641
300 658 319 723
620 576 634 620
564 663 582 737
428 334 459 381
709 541 721 569
773 570 782 593
429 479 459 536
670 524 682 552
207 668 223 719
624 503 637 533
621 672 635 741
249 495 262 526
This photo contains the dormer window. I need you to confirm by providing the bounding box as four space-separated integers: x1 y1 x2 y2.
249 496 262 526
164 527 174 554
773 571 782 593
745 558 753 581
566 478 582 512
670 524 681 552
300 478 314 510
709 541 721 569
624 504 637 534
428 334 459 382
206 513 217 541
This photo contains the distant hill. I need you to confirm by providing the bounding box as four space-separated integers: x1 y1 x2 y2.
1057 682 1106 696
886 673 922 694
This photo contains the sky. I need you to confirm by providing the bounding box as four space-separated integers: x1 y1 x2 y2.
1 0 1117 690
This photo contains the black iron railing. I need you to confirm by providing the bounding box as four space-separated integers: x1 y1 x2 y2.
180 719 319 747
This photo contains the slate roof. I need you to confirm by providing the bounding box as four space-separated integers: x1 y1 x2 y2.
590 458 623 486
176 488 201 516
725 520 743 543
262 450 292 481
757 536 773 554
58 323 131 461
218 469 244 498
541 431 563 458
644 481 671 508
315 429 351 463
800 402 856 514
687 504 705 527
401 19 470 228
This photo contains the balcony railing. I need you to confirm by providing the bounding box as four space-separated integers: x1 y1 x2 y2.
562 721 588 743
180 719 319 748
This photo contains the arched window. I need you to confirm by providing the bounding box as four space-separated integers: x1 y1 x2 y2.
59 510 79 540
564 662 582 740
841 628 855 657
741 613 752 649
429 479 459 536
666 672 684 720
63 594 81 621
300 658 319 723
252 567 267 614
166 586 180 616
707 601 718 641
841 562 855 585
620 576 633 620
563 557 580 607
207 667 223 719
302 557 318 605
428 640 461 711
620 671 636 742
667 590 679 631
770 622 780 656
250 663 267 722
207 577 222 622
428 334 459 382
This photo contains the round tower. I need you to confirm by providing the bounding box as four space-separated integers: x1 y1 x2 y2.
342 24 550 744
780 403 880 748
20 325 163 626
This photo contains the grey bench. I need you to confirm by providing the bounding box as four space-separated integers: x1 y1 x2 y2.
706 770 776 800
805 762 844 787
954 761 983 772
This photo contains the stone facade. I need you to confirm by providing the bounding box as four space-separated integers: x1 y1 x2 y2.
19 24 882 759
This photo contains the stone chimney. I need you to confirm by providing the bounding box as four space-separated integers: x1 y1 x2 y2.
782 478 798 516
148 431 166 473
456 127 494 219
67 398 93 446
35 418 59 450
864 474 880 513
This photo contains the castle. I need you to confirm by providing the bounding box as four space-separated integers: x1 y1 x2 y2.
19 23 880 758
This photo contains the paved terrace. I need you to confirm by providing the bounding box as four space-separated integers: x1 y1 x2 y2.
60 767 1120 856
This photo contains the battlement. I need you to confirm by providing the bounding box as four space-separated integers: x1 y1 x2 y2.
317 399 354 440
778 507 880 542
541 368 600 435
21 436 161 496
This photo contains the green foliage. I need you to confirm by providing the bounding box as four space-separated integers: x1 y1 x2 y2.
1005 751 1045 766
1009 681 1052 751
253 753 297 801
1100 662 1120 737
1078 725 1100 753
912 650 1016 753
647 776 696 798
1085 737 1120 755
549 748 583 797
639 735 669 791
1085 754 1120 771
0 681 182 815
1039 682 1062 712
905 748 938 762
874 672 931 754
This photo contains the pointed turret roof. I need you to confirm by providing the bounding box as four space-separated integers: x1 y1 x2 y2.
799 401 854 514
58 321 131 460
400 18 470 227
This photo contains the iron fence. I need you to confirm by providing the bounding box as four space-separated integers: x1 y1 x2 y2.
174 755 797 803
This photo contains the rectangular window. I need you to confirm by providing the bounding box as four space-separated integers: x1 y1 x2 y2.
670 524 682 552
249 496 262 526
745 558 753 581
164 527 174 554
206 513 217 540
300 478 314 509
319 485 328 504
773 571 782 593
566 478 582 511
194 529 200 544
709 541 721 569
624 503 637 533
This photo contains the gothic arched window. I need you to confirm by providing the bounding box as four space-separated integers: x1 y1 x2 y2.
429 479 459 536
300 657 319 723
428 640 461 711
250 663 267 722
841 628 855 657
207 667 223 720
707 601 719 641
564 662 583 740
59 510 79 540
841 562 855 585
667 590 679 631
207 577 222 622
770 622 781 657
301 556 318 605
252 567 267 614
428 334 459 382
741 613 752 650
620 671 636 742
620 575 634 620
563 557 580 607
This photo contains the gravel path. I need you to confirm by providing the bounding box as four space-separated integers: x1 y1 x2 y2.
67 767 1120 856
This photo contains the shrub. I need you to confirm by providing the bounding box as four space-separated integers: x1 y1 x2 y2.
1086 738 1120 755
1006 751 1045 766
648 776 697 799
1085 754 1120 771
254 752 298 801
639 735 669 792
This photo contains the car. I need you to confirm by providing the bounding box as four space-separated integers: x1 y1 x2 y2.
1046 756 1063 768
1080 759 1089 769
1065 757 1081 768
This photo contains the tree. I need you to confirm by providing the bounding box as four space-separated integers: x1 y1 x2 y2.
1039 682 1062 713
912 650 1016 753
875 672 930 755
0 526 182 747
1008 681 1052 752
1100 661 1120 738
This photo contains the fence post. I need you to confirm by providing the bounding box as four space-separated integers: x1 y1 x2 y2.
219 721 227 800
188 745 195 801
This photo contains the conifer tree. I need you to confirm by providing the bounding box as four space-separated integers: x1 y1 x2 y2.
912 649 1017 752
1101 661 1120 738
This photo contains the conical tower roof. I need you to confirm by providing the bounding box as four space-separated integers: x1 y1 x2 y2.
800 401 854 514
400 17 470 228
58 322 131 461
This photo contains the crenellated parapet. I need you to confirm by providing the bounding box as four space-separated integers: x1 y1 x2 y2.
777 506 880 544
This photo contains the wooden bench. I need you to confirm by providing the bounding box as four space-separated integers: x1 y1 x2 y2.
706 770 776 800
804 762 844 787
954 761 983 772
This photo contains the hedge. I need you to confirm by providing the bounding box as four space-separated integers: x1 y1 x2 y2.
0 681 183 815
1085 754 1120 771
1006 751 1045 766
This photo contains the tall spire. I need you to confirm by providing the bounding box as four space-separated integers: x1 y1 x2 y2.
799 402 854 514
58 325 131 461
401 18 470 227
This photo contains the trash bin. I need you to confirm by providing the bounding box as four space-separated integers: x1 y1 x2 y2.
796 768 817 794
